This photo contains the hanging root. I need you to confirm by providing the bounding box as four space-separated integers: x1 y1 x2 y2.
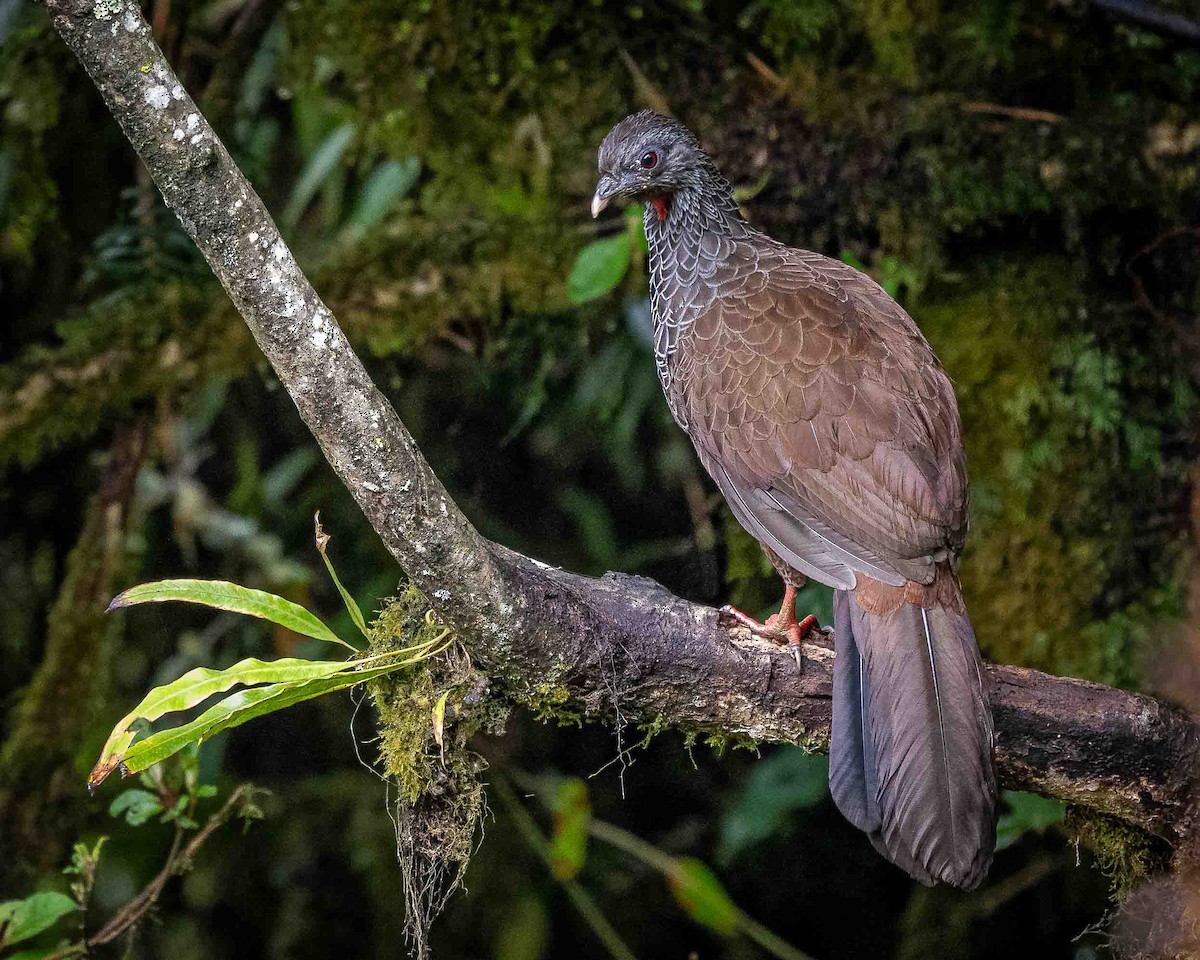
392 782 486 960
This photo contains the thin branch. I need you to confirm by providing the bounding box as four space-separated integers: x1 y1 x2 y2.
961 101 1064 124
587 819 816 960
40 0 1200 856
42 786 252 960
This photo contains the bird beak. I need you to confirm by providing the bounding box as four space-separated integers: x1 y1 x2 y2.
591 175 617 218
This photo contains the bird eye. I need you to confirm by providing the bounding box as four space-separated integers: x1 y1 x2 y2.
639 150 659 170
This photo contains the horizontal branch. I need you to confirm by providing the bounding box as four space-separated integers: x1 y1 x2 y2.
44 0 1200 845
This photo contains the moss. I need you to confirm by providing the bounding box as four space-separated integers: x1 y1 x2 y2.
637 714 670 749
1 496 124 782
367 585 508 955
515 684 583 728
854 0 920 87
699 731 762 757
916 259 1192 684
0 211 561 467
0 456 142 882
636 713 767 756
791 728 828 755
0 19 62 267
369 585 504 805
1065 808 1168 897
498 654 587 727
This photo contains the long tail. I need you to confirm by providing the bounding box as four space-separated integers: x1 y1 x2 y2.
828 582 996 889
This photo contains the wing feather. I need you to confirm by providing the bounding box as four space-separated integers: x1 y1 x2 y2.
670 242 967 584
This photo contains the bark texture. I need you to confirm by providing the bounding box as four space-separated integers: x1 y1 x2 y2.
41 0 1200 850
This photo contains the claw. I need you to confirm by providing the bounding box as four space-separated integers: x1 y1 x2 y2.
719 604 768 633
719 600 822 674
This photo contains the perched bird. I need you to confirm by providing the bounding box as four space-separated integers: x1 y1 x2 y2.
591 111 996 889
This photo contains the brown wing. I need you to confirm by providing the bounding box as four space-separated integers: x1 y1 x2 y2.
671 241 967 589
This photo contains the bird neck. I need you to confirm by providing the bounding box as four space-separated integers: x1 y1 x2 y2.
643 177 745 258
643 174 747 395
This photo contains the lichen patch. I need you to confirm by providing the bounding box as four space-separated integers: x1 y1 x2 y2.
144 84 170 109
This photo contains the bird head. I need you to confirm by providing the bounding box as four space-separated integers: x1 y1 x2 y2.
591 111 708 220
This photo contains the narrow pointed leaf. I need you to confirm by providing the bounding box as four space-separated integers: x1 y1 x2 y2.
89 656 361 788
109 579 354 650
666 858 740 936
346 158 420 233
314 514 368 638
119 658 420 775
432 689 450 756
548 778 591 880
282 122 355 230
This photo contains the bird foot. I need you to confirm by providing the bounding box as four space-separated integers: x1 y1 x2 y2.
718 605 824 669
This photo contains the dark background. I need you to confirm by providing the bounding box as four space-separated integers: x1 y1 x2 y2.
3 0 1200 957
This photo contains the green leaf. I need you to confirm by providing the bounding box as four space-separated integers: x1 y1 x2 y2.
109 789 163 826
118 656 417 775
63 837 107 878
995 790 1065 850
431 689 450 759
567 233 630 304
314 514 368 639
548 778 591 880
717 749 828 865
666 858 740 936
626 203 648 254
839 249 867 272
109 579 354 651
0 892 77 947
90 655 364 787
260 447 319 504
282 122 355 230
346 158 420 234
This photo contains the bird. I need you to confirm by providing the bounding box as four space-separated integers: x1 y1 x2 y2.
590 111 996 889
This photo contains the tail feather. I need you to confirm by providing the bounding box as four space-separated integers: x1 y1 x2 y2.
829 584 996 889
829 590 880 833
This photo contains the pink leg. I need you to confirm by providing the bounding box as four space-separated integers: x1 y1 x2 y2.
719 585 822 669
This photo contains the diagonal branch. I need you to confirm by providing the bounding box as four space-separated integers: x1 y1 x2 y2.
41 0 1200 847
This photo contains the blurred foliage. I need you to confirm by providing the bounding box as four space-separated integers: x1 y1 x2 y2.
0 891 78 953
4 0 1200 955
0 746 266 959
995 790 1067 852
716 748 829 865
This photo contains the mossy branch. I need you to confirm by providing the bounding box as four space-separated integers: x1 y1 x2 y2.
40 0 1200 857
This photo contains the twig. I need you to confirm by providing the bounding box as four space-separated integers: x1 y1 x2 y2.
746 52 789 95
43 785 252 959
617 48 672 117
1126 226 1200 352
588 819 817 960
961 101 1064 123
